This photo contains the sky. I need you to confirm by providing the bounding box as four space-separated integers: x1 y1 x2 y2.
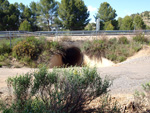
8 0 150 22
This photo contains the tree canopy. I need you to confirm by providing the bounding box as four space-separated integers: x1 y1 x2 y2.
84 23 96 31
104 21 114 30
0 0 149 31
97 2 117 22
0 0 20 30
58 0 90 30
120 16 133 30
19 19 31 31
133 15 146 30
36 0 58 31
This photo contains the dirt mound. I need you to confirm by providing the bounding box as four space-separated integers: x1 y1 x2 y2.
84 55 115 67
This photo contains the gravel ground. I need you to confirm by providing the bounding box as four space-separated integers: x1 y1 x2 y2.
0 56 150 103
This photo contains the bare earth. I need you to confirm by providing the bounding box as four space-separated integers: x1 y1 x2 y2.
0 49 150 105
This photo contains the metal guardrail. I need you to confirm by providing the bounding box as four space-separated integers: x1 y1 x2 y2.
0 30 150 38
0 31 35 39
35 30 150 36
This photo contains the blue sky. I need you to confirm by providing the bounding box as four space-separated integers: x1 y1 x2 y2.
8 0 150 22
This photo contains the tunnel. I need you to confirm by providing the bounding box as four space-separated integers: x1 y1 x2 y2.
50 46 83 68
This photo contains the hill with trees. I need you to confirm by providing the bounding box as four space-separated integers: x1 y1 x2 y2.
139 11 150 29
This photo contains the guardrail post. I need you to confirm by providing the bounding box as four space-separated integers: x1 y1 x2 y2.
9 31 11 48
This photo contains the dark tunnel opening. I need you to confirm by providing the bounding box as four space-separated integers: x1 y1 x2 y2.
62 47 83 66
50 47 83 68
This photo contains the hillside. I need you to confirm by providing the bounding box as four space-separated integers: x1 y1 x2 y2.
141 11 150 26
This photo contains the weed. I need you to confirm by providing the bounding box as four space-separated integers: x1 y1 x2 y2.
118 36 129 44
0 55 5 62
0 43 11 55
133 33 149 44
106 54 117 61
118 56 126 62
97 95 121 112
108 38 117 44
1 66 111 113
82 39 107 58
134 81 150 111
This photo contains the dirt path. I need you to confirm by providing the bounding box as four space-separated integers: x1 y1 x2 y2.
0 55 150 104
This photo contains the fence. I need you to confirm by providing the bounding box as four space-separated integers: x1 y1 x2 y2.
0 30 150 39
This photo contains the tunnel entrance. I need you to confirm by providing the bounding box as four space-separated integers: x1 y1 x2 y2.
50 46 83 68
62 47 83 66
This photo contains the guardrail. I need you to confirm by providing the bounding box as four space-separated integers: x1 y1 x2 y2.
36 30 150 36
0 30 150 38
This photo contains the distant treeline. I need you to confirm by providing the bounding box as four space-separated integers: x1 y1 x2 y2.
0 0 150 31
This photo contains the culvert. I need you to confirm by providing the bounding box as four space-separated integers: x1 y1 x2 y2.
50 46 83 68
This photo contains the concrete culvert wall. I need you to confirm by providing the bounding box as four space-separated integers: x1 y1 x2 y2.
50 47 83 68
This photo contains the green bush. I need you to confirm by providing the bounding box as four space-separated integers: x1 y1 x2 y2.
0 55 5 62
1 66 111 113
19 20 31 31
12 37 44 60
45 41 62 52
0 43 11 55
118 36 129 44
82 39 107 58
118 56 126 62
108 38 117 44
133 33 149 44
0 64 2 68
106 54 117 61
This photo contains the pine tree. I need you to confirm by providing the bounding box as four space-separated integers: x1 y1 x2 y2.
58 0 90 30
19 20 31 31
97 2 117 22
36 0 58 31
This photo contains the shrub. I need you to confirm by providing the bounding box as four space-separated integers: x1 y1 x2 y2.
82 38 143 63
12 40 37 60
96 95 121 112
19 20 31 31
45 41 62 52
134 81 150 111
118 56 126 62
12 37 44 60
82 39 107 58
108 38 117 44
0 64 2 68
1 66 111 113
133 33 149 44
0 55 5 62
118 36 129 44
7 73 32 113
106 54 117 61
0 43 11 55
